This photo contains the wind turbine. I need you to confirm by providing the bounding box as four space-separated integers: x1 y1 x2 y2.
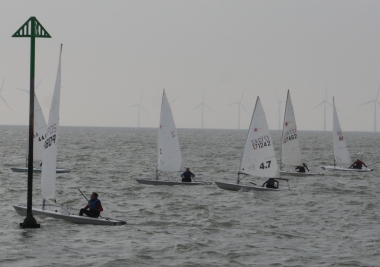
0 77 11 109
194 90 213 129
15 78 43 94
275 91 285 130
227 90 249 129
130 92 148 127
360 85 380 132
312 85 333 131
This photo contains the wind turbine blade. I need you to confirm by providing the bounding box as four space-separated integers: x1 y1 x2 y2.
193 103 202 110
240 103 250 115
139 92 144 104
35 78 43 90
0 95 11 110
360 100 375 106
129 104 139 108
170 94 181 104
204 103 214 112
203 90 205 102
15 88 30 93
312 102 324 110
0 78 5 93
326 101 333 108
240 90 245 102
140 105 149 115
226 102 239 106
275 105 280 118
274 90 280 101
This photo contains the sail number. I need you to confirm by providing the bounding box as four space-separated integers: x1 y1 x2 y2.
251 135 271 150
283 134 297 144
283 127 297 144
337 130 344 141
47 123 57 135
260 161 271 169
44 134 56 148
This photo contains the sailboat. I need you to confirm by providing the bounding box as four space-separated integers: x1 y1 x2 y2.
136 90 210 186
321 97 372 172
13 45 126 225
215 97 289 191
279 90 324 176
10 92 70 173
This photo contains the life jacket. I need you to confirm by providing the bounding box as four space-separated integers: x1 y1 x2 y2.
88 199 101 211
183 171 193 180
266 179 277 188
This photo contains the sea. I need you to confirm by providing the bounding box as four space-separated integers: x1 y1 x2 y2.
0 126 379 267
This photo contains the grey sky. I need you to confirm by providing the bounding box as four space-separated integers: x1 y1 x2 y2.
1 1 380 131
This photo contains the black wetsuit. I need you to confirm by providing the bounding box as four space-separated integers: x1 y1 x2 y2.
181 171 194 182
295 166 306 173
262 179 278 189
296 163 309 172
353 162 363 169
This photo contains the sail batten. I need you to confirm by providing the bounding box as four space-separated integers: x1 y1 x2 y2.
157 90 183 172
281 90 302 167
41 45 62 199
239 97 280 178
332 98 352 166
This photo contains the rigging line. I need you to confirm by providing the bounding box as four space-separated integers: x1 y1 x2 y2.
367 161 380 167
237 173 248 182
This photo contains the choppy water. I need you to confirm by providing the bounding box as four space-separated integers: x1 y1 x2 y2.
1 126 380 266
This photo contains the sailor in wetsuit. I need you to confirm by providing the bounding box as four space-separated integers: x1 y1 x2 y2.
350 159 367 169
79 192 103 218
295 163 310 173
262 178 279 189
181 168 195 182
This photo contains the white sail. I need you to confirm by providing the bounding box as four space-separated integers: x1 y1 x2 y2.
240 97 280 178
157 89 183 172
33 93 47 166
41 45 62 199
281 90 302 167
332 98 351 166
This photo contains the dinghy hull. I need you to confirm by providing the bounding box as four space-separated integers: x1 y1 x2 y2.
10 167 70 173
13 205 126 226
280 171 324 177
136 179 209 186
321 166 373 172
214 181 286 191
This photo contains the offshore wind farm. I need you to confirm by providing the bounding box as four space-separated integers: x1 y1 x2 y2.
1 1 380 267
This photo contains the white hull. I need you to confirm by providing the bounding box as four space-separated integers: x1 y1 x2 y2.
136 179 210 186
321 166 373 172
280 171 324 177
13 205 126 226
214 181 286 191
10 167 70 173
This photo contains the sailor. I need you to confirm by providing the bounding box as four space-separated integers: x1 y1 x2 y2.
262 178 279 189
295 163 310 173
350 159 367 169
79 192 103 218
181 168 195 182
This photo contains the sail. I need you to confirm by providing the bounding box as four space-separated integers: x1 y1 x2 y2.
332 98 352 166
281 90 302 167
157 89 183 172
41 45 62 199
240 97 280 178
33 93 47 166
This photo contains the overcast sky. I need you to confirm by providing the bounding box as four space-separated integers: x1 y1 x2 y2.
1 0 380 131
